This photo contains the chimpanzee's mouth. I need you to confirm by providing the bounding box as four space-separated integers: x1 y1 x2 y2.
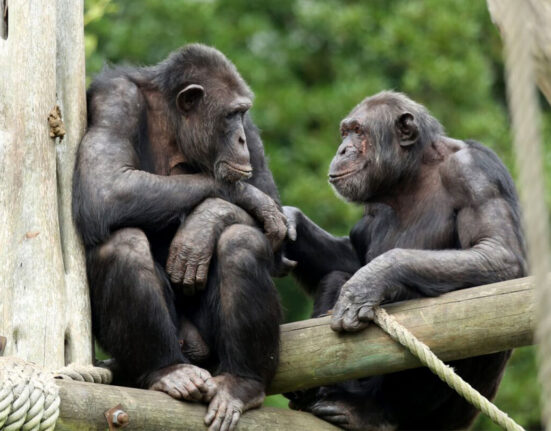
218 161 253 179
328 168 360 182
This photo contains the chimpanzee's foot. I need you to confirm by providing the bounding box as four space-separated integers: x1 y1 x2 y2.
147 363 217 402
204 373 265 431
290 392 396 431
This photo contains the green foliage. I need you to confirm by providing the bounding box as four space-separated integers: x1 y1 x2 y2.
84 0 546 426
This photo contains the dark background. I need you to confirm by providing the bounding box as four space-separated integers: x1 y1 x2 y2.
84 1 548 428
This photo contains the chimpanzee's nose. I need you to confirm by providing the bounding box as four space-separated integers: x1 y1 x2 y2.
239 135 246 145
337 142 349 156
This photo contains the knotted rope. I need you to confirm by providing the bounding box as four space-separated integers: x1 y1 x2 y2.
54 363 112 384
0 358 59 431
373 307 525 431
0 358 112 430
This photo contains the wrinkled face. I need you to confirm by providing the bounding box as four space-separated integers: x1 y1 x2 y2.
329 105 420 202
175 82 253 183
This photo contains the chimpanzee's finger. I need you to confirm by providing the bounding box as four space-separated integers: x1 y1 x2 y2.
166 246 182 279
358 305 375 321
205 397 220 425
287 217 297 241
342 306 368 332
220 408 234 431
183 264 198 287
195 262 210 288
330 310 344 332
228 410 240 431
323 414 349 425
169 253 187 284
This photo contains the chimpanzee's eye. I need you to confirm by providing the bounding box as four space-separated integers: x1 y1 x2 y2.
226 110 246 120
354 125 362 135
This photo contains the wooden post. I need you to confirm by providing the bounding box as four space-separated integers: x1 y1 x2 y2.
0 0 91 368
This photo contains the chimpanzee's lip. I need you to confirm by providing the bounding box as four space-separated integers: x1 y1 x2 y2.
328 168 360 182
221 161 253 176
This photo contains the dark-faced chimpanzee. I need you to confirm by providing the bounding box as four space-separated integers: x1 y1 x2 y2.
72 44 288 431
281 91 526 430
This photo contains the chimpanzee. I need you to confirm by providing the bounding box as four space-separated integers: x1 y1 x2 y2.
72 44 288 431
279 91 526 430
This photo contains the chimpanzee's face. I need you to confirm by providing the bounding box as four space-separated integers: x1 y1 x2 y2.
329 112 374 202
175 83 253 183
329 102 420 202
213 95 253 183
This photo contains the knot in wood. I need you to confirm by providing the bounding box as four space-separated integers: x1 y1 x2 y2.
48 105 66 140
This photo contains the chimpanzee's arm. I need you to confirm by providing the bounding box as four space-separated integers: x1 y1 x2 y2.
283 206 362 294
331 148 526 332
166 198 256 294
73 76 220 247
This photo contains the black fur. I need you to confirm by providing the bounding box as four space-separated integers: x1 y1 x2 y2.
285 91 526 430
72 44 282 400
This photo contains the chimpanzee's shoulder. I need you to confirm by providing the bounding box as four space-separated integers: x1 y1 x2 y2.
86 67 147 126
442 140 517 204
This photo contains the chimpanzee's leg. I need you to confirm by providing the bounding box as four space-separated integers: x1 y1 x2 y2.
86 227 214 401
287 271 396 431
190 224 281 431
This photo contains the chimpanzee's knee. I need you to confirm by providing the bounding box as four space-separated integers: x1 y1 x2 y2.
217 224 272 265
96 228 153 269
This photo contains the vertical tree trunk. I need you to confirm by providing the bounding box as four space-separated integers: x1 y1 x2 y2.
0 0 91 369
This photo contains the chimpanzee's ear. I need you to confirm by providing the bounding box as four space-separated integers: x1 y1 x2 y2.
396 112 419 147
176 84 205 113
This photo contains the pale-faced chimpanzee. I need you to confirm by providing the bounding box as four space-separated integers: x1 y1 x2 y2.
280 91 526 430
72 44 288 431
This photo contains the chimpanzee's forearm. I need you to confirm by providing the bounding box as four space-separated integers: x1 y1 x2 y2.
74 167 217 247
355 243 525 302
185 198 256 233
285 209 361 294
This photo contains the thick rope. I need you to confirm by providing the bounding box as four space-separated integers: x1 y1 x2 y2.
0 357 60 431
0 358 113 430
373 307 525 431
54 363 112 384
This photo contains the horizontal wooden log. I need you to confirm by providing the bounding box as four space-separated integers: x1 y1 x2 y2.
271 276 535 394
53 277 534 430
55 380 339 431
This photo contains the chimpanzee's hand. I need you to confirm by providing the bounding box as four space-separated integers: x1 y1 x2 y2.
235 183 288 251
167 209 220 295
167 198 257 294
330 267 386 332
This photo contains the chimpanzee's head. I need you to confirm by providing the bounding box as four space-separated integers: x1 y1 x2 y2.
154 44 254 183
329 91 444 202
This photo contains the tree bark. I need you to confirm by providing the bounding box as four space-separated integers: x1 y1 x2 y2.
0 0 91 368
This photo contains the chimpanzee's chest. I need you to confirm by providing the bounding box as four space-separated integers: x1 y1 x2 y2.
351 197 458 266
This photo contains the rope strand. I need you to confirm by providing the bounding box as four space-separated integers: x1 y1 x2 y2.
373 307 525 431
